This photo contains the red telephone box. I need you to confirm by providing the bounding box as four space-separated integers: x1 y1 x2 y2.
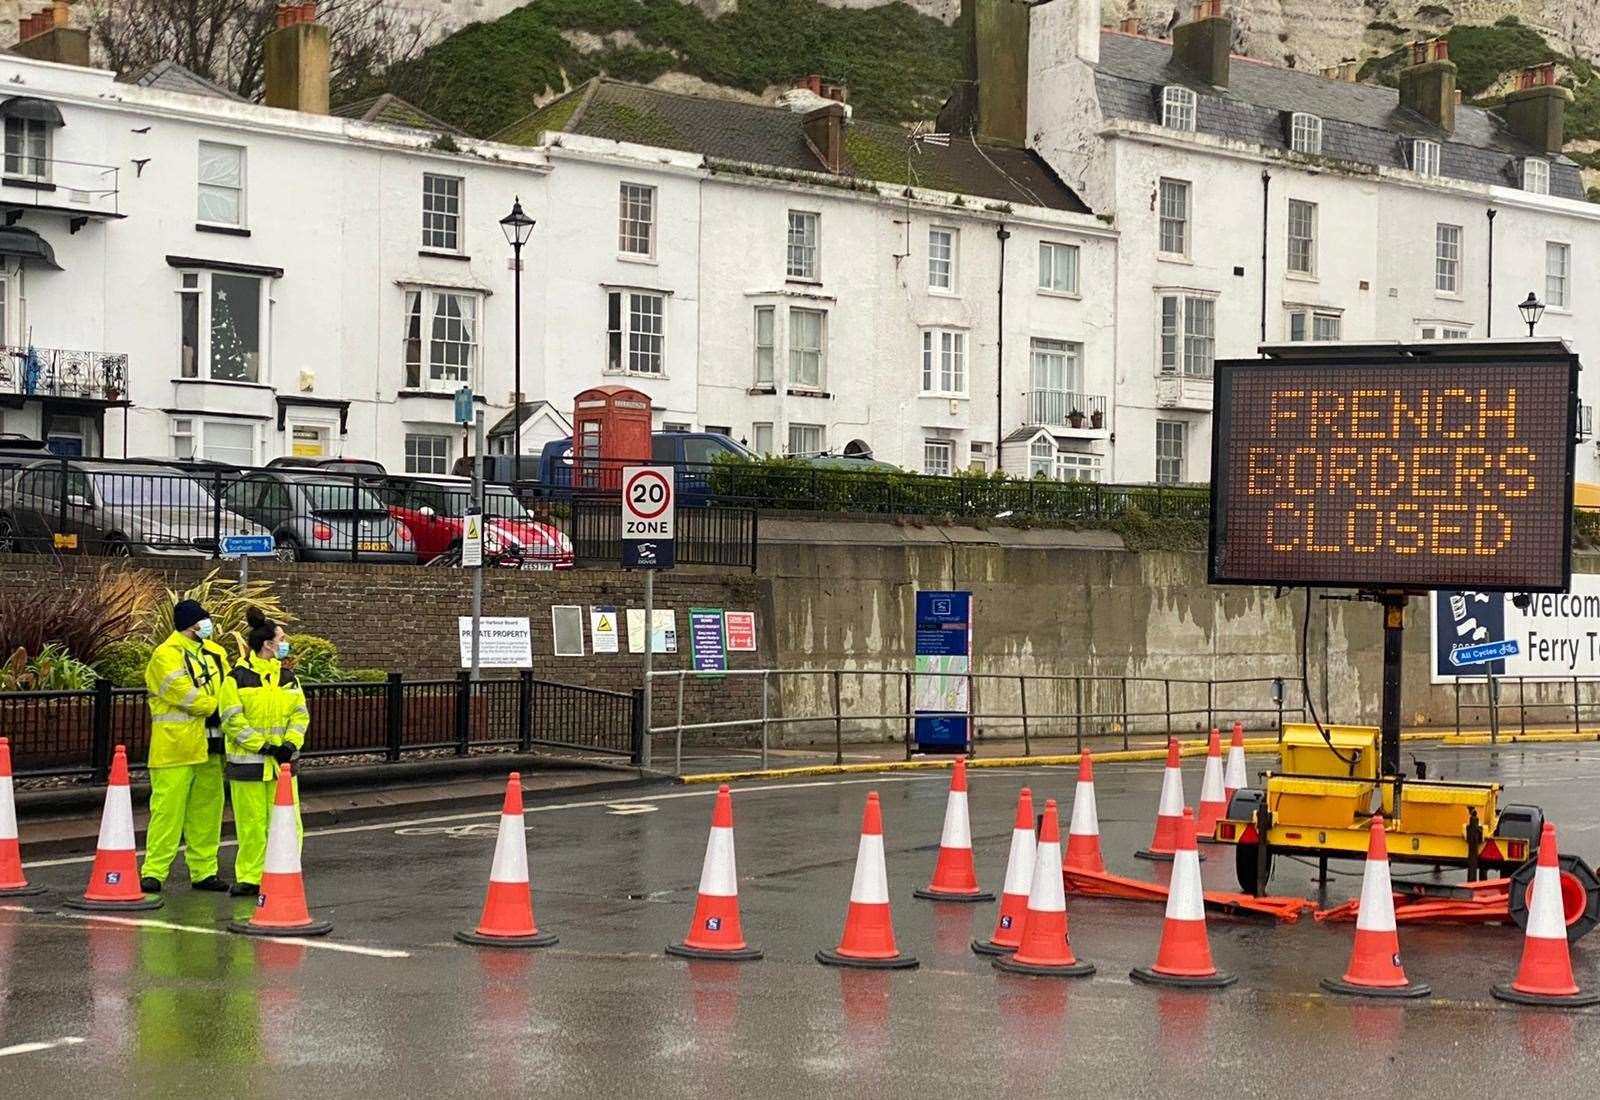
572 385 652 491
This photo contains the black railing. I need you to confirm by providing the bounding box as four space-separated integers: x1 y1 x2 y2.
569 498 759 570
4 671 641 779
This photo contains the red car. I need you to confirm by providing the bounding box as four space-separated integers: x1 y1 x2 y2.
380 475 574 568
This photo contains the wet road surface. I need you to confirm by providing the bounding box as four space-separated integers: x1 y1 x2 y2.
5 743 1600 1097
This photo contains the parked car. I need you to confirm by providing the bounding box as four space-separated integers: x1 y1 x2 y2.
0 459 269 556
378 475 574 568
221 470 416 564
266 456 388 477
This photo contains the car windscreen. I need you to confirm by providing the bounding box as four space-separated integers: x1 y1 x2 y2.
93 473 216 508
300 482 391 516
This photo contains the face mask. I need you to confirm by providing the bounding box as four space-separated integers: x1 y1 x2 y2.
276 640 290 660
195 619 214 641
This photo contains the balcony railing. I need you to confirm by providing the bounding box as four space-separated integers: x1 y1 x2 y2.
0 157 121 218
1023 389 1107 429
0 345 128 402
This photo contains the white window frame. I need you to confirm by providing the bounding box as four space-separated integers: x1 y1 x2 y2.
1435 223 1462 295
752 422 774 456
788 307 826 390
928 226 958 293
404 433 451 475
1161 85 1197 132
1417 322 1471 341
1412 139 1441 179
1523 158 1550 196
1286 306 1342 342
172 416 256 467
421 172 464 253
753 305 775 385
1158 178 1190 258
920 328 968 397
1055 451 1102 483
404 286 481 390
618 182 656 258
606 289 666 376
1286 199 1317 276
3 116 48 181
1038 240 1080 295
786 422 823 457
177 268 269 383
1155 420 1186 484
1158 292 1216 378
197 141 246 227
923 439 953 477
786 210 819 281
1028 437 1055 479
1546 241 1570 310
967 441 991 474
1289 112 1323 155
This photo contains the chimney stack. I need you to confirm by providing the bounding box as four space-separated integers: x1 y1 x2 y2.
1397 37 1456 132
1172 0 1232 89
263 2 330 115
951 0 1032 146
11 1 90 67
802 103 847 173
1502 62 1571 153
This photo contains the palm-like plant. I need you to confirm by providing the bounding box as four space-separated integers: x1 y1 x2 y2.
134 570 293 662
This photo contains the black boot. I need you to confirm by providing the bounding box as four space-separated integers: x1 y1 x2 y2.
229 882 259 897
191 876 230 892
139 877 161 894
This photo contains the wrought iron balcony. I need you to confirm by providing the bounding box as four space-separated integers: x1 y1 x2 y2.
1023 389 1108 431
0 345 129 402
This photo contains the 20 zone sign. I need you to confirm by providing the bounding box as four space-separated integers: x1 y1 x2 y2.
623 466 675 540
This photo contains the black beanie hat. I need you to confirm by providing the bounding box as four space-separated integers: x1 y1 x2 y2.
173 599 209 632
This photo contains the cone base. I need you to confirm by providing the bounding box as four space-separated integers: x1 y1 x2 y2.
456 929 558 949
1135 849 1204 862
1491 983 1600 1008
229 918 333 938
1320 976 1430 999
1132 966 1237 989
0 882 46 898
62 895 162 912
913 886 995 903
666 942 763 961
815 947 919 970
994 955 1095 978
971 937 1021 957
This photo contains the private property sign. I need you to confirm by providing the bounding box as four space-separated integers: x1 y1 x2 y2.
622 465 674 570
1209 345 1578 592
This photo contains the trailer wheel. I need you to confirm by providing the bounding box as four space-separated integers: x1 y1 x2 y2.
1236 842 1273 896
1508 852 1600 944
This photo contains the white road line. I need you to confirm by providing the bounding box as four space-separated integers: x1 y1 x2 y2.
56 912 411 959
0 1036 85 1058
22 774 938 869
0 904 36 913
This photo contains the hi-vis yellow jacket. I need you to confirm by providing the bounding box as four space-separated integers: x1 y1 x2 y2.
217 654 309 782
145 631 223 769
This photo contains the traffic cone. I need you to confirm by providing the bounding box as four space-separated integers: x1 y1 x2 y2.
1195 730 1227 843
1064 752 1106 874
817 792 918 970
1135 738 1188 862
455 773 556 949
914 758 993 903
1131 808 1236 989
228 764 332 937
63 745 160 912
994 799 1094 977
1493 821 1600 1007
1223 721 1247 801
667 784 761 961
0 737 43 898
973 787 1035 956
1320 815 1429 999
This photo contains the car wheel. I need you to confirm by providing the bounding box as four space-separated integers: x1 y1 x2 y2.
104 534 131 557
0 514 17 553
274 535 302 563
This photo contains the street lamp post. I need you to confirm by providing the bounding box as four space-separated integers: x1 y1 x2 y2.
499 198 536 482
1518 291 1545 338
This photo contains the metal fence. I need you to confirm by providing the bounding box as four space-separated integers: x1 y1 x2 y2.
4 671 642 779
650 668 1305 774
1451 675 1600 742
569 497 759 570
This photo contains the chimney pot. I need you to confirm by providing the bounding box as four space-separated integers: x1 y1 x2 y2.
1398 37 1457 131
1503 63 1572 153
1195 0 1223 19
51 0 68 28
1517 62 1556 91
1119 16 1140 33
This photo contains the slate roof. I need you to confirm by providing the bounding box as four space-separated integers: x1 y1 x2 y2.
332 93 462 135
123 60 244 101
1094 32 1585 201
495 79 1089 213
488 400 563 438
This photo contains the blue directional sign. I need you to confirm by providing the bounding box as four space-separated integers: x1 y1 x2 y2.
220 534 276 558
454 385 475 425
1450 639 1520 667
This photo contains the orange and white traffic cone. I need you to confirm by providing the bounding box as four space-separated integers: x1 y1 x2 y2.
1223 720 1247 802
973 787 1035 956
1131 808 1235 989
994 799 1094 977
1064 752 1106 874
667 784 761 961
817 791 918 970
1195 730 1227 843
915 758 992 903
228 764 332 937
63 745 160 912
1493 821 1599 1007
0 737 43 898
1320 815 1429 999
1135 738 1188 862
456 773 557 949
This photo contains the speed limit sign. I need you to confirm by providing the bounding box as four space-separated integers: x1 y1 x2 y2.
622 466 675 570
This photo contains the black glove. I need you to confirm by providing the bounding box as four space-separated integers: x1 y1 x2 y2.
205 712 222 730
270 743 296 764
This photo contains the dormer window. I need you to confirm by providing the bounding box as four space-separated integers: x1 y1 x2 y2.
1161 86 1197 131
1522 157 1549 195
1289 112 1323 154
1411 139 1440 179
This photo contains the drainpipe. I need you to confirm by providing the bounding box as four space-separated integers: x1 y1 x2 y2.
996 222 1010 472
1259 169 1271 347
1486 207 1497 337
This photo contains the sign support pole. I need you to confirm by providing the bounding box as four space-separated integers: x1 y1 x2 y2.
1380 593 1406 782
641 570 653 769
470 409 485 683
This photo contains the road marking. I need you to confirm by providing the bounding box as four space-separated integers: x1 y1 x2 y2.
56 912 412 959
605 803 660 815
0 1036 85 1058
394 823 500 840
0 904 36 913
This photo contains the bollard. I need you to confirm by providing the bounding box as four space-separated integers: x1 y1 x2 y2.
1019 675 1031 757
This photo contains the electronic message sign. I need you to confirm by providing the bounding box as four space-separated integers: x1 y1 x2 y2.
1209 347 1578 592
